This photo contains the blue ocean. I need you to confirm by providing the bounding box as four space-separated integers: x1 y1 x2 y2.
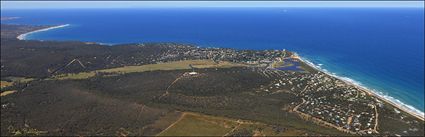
1 8 424 114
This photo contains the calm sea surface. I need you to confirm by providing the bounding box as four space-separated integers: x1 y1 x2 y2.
1 8 424 113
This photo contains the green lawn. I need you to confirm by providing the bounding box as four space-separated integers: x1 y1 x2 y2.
157 114 234 136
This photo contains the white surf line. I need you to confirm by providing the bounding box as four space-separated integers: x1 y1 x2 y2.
295 53 425 121
17 24 70 40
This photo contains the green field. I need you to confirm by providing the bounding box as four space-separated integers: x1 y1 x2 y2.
53 60 244 80
1 77 34 84
0 81 13 88
157 112 307 136
157 113 236 136
1 90 17 97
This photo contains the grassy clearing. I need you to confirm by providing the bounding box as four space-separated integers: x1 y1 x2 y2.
157 112 307 136
53 72 96 80
226 119 307 136
157 113 236 136
2 77 34 83
259 125 306 136
53 60 245 80
1 90 17 97
1 81 13 88
140 111 183 136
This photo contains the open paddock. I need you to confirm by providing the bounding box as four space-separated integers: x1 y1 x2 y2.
53 60 244 80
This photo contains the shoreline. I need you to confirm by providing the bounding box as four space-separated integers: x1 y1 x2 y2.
294 53 425 121
12 23 423 121
16 24 70 40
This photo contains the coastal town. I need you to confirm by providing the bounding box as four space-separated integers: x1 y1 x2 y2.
1 0 424 135
1 24 424 136
142 44 424 135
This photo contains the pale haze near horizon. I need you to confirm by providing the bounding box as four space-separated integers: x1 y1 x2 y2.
1 1 424 9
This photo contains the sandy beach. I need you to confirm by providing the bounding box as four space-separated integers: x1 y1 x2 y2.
296 54 425 121
16 24 70 40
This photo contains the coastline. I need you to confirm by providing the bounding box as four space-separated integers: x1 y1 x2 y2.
295 53 425 121
11 23 424 121
16 24 70 40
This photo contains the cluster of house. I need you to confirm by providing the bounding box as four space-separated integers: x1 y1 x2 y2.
152 44 423 135
254 68 380 134
285 72 378 134
156 44 291 65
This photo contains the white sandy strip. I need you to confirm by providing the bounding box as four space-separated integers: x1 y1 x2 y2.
17 24 70 40
294 53 425 121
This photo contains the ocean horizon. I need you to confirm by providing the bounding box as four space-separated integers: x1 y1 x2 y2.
1 7 424 115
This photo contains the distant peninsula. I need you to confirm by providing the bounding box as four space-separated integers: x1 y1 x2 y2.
16 24 70 40
0 17 20 21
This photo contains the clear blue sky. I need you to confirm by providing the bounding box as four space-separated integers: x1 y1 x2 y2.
1 1 424 9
